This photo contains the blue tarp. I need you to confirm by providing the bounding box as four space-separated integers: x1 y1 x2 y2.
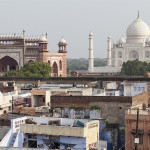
75 120 84 127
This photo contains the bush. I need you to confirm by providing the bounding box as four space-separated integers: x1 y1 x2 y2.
90 105 101 110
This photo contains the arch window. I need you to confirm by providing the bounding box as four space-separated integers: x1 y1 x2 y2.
52 62 58 77
28 60 34 64
118 52 122 58
59 60 62 71
0 56 18 72
129 51 139 60
145 51 150 58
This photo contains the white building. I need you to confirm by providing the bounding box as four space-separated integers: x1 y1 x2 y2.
88 13 150 73
122 82 146 96
0 91 18 115
0 116 100 150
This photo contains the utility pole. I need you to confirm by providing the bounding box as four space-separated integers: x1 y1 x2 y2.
135 108 139 150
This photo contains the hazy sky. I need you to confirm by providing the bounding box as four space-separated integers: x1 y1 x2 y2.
0 0 150 58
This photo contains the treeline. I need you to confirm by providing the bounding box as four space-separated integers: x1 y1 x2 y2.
67 58 107 71
121 59 150 76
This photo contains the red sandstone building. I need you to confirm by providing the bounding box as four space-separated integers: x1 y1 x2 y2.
0 31 67 77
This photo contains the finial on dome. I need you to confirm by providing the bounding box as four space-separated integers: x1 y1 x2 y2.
137 10 140 18
46 32 47 39
23 29 25 38
89 31 93 36
108 35 111 39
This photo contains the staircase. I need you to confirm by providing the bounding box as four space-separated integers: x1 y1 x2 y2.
9 133 17 147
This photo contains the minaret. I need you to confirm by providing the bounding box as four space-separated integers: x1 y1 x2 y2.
88 32 94 72
23 30 26 65
107 35 111 67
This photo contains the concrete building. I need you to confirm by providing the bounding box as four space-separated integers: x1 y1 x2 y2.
88 13 150 73
0 116 100 150
0 31 67 77
122 82 147 96
31 89 51 107
0 90 19 115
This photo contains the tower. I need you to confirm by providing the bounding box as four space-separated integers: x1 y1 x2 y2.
38 35 48 62
58 37 67 53
58 37 67 77
88 32 94 72
107 35 111 67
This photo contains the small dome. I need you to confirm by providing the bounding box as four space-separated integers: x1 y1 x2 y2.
146 36 150 43
126 17 150 43
89 32 93 36
40 36 47 41
118 36 126 44
59 37 67 44
108 35 111 39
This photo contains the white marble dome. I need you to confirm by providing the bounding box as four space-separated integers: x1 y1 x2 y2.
126 17 150 43
59 37 66 44
118 36 126 44
41 36 47 41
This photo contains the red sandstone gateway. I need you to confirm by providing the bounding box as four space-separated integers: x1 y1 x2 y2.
0 31 67 77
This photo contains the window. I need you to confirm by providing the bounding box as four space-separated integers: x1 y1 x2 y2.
8 106 11 111
142 87 145 92
28 134 37 139
118 52 122 58
59 60 62 71
145 51 150 58
134 87 137 91
138 87 141 91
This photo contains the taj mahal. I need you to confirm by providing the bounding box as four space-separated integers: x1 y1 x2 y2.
88 13 150 73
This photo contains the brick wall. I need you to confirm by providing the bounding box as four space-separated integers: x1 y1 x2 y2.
51 96 132 125
0 87 14 93
51 96 132 109
125 111 150 150
51 93 149 125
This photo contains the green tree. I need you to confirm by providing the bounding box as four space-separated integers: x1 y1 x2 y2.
3 62 52 77
121 59 149 76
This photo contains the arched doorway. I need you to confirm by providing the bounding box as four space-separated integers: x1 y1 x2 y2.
129 50 139 60
28 60 34 64
52 62 58 77
0 56 18 72
48 60 51 66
